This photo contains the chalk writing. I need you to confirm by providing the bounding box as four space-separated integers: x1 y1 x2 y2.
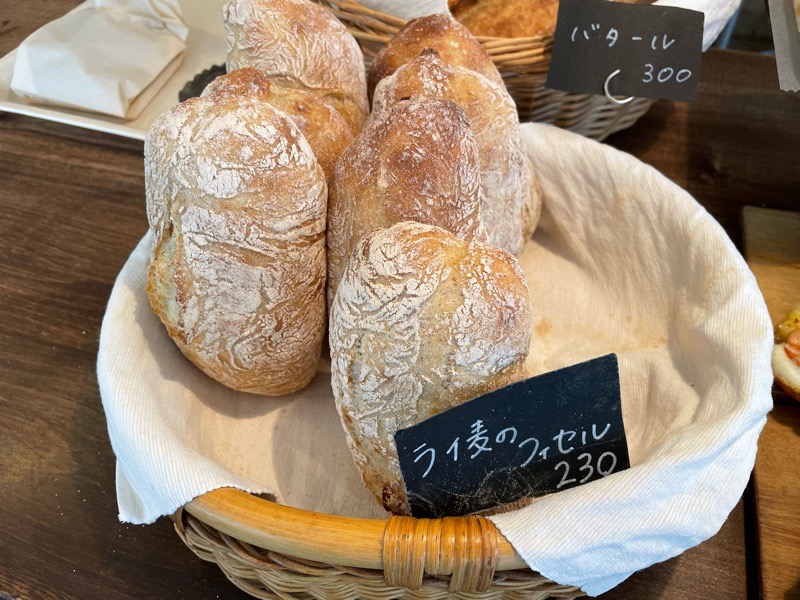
546 0 704 103
410 419 618 483
394 354 630 518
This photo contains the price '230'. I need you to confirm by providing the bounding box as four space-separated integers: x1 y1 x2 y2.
554 451 618 489
642 64 692 84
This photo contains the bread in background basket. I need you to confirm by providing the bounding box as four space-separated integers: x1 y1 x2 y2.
449 0 655 38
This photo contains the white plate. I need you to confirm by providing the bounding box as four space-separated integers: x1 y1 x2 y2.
0 0 227 141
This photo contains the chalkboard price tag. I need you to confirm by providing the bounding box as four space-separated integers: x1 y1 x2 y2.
395 354 629 518
545 0 704 102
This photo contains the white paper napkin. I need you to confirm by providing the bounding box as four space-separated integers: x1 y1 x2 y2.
98 123 772 596
10 0 187 120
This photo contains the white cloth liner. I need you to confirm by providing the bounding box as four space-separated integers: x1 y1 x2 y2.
10 0 186 119
98 123 773 596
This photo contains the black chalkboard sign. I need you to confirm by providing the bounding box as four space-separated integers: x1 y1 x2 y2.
395 354 629 518
546 0 704 102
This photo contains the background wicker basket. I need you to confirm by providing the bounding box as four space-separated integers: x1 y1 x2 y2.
312 0 656 141
172 488 585 599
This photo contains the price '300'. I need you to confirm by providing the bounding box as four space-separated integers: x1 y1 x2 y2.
643 64 692 84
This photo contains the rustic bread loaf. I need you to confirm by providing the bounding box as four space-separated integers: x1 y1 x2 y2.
202 68 352 183
223 0 368 135
372 51 541 255
327 97 486 307
451 0 654 38
145 83 327 396
367 14 502 102
330 221 533 515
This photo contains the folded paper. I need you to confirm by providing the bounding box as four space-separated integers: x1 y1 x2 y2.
10 1 187 119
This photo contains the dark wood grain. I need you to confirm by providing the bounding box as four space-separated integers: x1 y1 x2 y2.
0 4 793 598
607 50 800 249
0 1 82 57
0 113 252 600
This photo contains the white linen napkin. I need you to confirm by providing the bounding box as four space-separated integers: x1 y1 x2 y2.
98 123 772 596
10 0 187 120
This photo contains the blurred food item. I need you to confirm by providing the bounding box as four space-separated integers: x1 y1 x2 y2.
773 302 800 401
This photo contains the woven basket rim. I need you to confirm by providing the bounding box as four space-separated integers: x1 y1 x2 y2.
185 488 528 571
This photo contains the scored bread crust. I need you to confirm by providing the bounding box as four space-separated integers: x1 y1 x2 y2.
372 51 541 255
330 222 533 515
202 68 353 183
223 0 368 135
367 14 503 103
145 86 327 396
326 98 486 307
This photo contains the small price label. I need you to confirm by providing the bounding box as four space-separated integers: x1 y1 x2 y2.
546 0 704 102
395 354 630 518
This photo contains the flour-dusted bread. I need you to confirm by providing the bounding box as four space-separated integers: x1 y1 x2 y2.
224 0 368 135
367 14 502 102
202 68 352 182
327 98 486 306
330 221 533 515
372 51 541 255
145 86 327 396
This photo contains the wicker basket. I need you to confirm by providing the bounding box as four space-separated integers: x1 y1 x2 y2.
172 488 585 599
311 0 655 141
169 5 655 596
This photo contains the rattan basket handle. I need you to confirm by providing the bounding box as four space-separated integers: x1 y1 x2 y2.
382 515 499 592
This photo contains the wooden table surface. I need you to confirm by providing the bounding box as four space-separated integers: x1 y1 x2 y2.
0 3 798 599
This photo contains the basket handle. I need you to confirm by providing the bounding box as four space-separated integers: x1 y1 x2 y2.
382 515 499 592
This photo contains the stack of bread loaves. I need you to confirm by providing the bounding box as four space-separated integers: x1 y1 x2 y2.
145 1 539 515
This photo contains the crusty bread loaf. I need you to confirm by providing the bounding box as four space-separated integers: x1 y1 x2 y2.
367 14 502 102
202 68 352 182
452 0 655 38
223 0 368 135
145 83 327 396
327 98 486 307
372 51 541 255
330 221 533 515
